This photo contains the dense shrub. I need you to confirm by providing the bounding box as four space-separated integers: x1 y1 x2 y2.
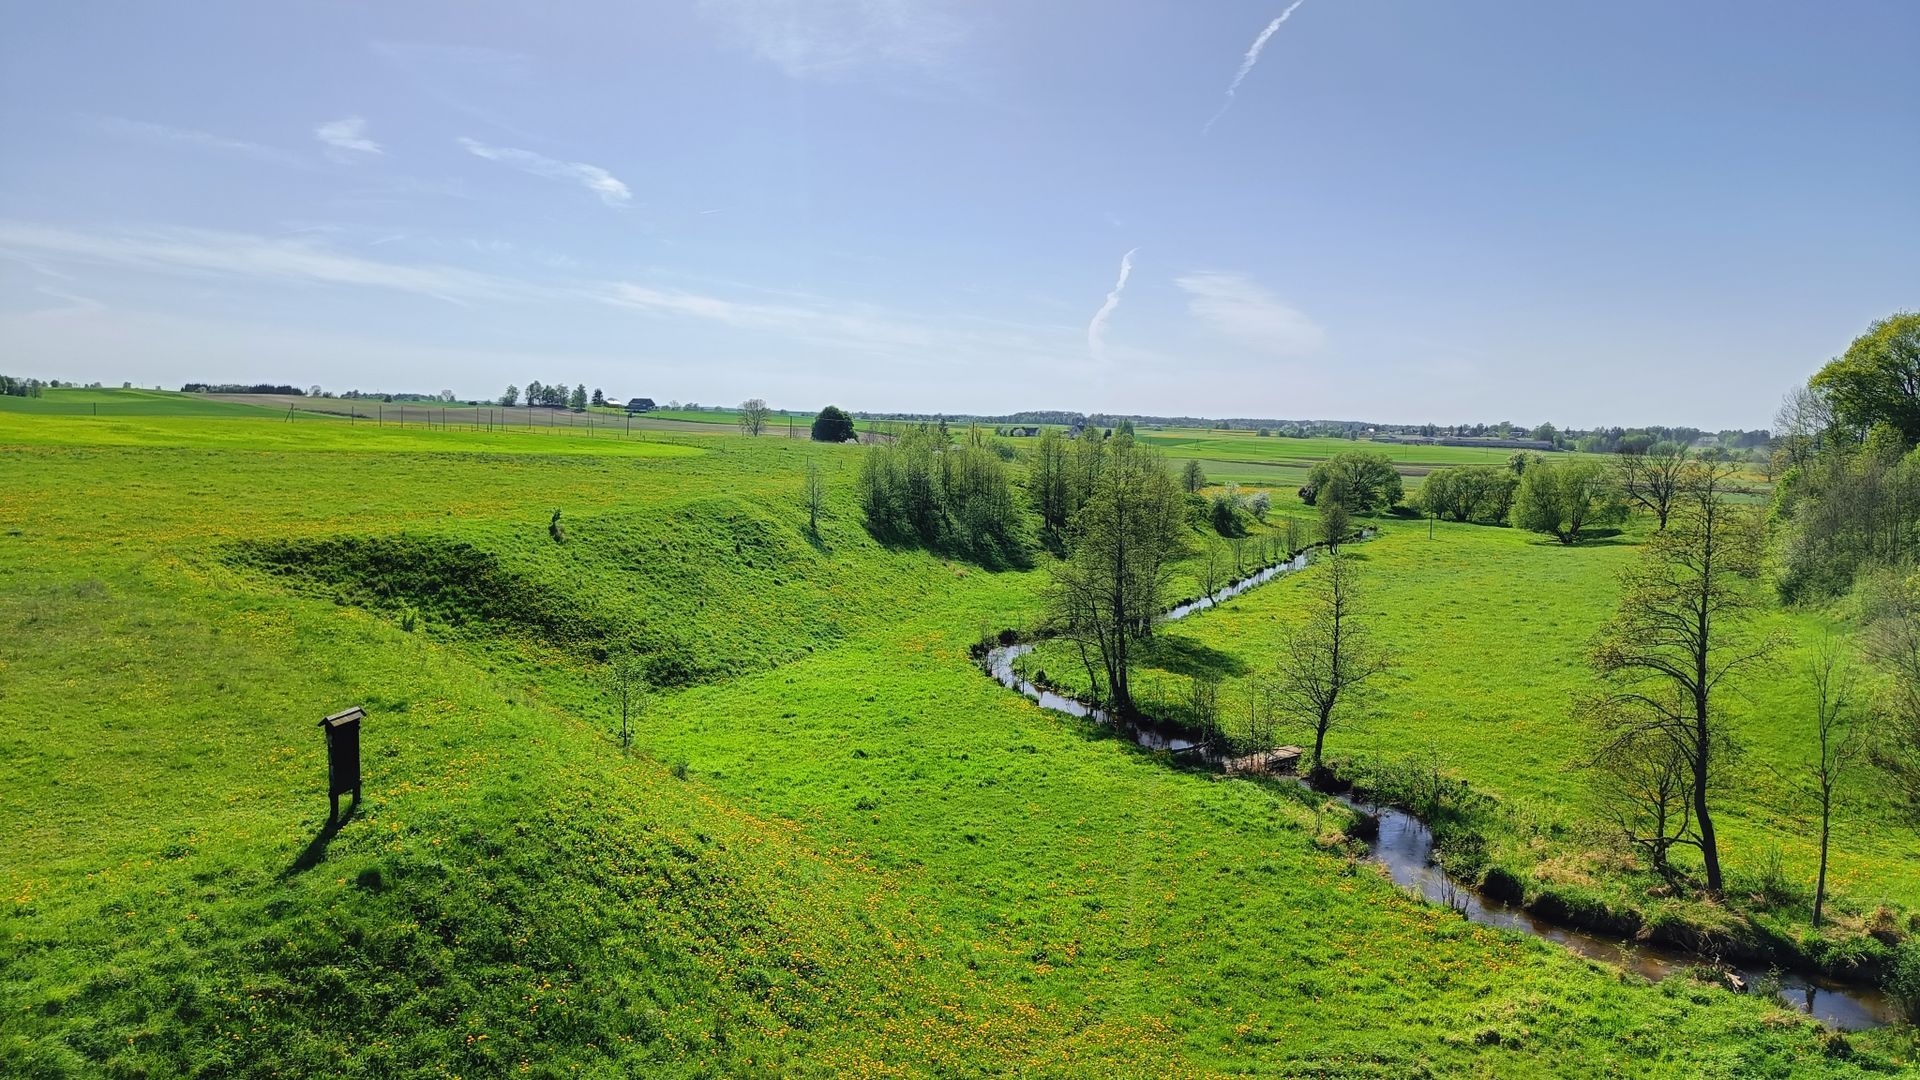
1210 491 1245 536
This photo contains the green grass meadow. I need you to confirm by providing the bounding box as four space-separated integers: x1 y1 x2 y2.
1 408 1911 1076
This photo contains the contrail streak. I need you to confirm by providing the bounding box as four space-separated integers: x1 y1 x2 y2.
1203 0 1307 135
1087 247 1139 362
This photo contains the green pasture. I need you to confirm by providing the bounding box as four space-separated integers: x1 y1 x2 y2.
0 413 1909 1075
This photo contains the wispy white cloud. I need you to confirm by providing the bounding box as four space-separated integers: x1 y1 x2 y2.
457 137 632 207
315 116 382 157
96 116 306 167
700 0 966 79
1203 0 1308 135
1176 271 1323 355
0 220 1071 363
0 221 527 308
1086 247 1139 363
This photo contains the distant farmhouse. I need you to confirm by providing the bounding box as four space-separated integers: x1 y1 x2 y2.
624 397 657 414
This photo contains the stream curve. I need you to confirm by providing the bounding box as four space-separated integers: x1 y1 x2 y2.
982 534 1895 1030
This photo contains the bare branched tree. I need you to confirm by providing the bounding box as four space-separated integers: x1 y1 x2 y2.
1200 540 1226 600
1586 460 1779 893
1804 637 1863 927
1616 443 1692 530
1774 385 1834 475
738 397 772 436
1272 552 1392 779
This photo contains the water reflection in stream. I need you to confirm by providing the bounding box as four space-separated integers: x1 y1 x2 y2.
983 540 1895 1030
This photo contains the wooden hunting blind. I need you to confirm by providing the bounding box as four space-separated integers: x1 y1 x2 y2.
319 706 364 822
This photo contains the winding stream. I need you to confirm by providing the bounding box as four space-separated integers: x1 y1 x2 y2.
983 536 1896 1030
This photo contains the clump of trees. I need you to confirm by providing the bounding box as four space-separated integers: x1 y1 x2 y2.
1417 465 1518 524
1773 425 1920 602
1046 431 1187 715
1808 311 1920 444
0 375 47 397
1298 451 1402 513
1510 458 1626 544
1026 425 1118 541
858 424 1028 566
811 405 855 442
513 380 583 409
1770 314 1920 602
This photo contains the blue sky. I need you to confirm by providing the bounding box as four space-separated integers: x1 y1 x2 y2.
1 1 1914 427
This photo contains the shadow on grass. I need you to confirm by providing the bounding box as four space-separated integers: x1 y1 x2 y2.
284 801 358 877
1142 633 1250 680
1527 527 1635 548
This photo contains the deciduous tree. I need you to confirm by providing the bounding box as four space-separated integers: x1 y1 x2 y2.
1182 458 1207 494
1802 638 1862 927
1809 311 1920 442
1616 444 1692 530
1585 463 1777 893
1272 551 1390 779
739 397 772 436
1306 452 1403 513
811 405 855 442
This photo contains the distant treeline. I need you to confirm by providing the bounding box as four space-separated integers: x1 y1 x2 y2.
853 409 1770 451
182 383 306 395
4 377 115 396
